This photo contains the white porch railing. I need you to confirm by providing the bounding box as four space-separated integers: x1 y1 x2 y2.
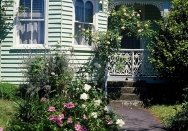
107 49 157 78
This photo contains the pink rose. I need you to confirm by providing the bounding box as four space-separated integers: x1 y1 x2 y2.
64 102 76 109
0 127 3 131
49 114 64 127
67 117 73 123
48 106 56 112
74 123 87 131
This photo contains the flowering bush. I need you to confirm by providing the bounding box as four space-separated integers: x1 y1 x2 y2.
9 79 124 130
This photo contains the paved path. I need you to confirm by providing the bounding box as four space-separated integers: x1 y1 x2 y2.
112 106 166 131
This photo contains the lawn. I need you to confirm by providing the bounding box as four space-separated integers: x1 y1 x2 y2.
149 104 182 127
0 99 18 128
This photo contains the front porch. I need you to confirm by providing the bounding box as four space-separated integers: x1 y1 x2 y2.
107 49 160 83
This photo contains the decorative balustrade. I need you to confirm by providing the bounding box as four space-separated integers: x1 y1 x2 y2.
107 49 157 77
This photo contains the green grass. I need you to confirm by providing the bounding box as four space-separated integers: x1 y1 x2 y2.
149 104 182 127
0 99 18 128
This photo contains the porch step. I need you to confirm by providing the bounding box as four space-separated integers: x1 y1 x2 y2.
120 93 140 100
108 81 139 87
108 87 136 94
109 100 143 108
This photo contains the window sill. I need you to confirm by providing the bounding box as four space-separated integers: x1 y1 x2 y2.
11 44 50 50
72 45 94 51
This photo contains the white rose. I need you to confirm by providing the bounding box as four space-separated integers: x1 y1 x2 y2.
104 106 110 112
94 99 101 106
80 93 89 100
116 119 125 127
91 112 98 118
84 84 91 92
51 72 55 76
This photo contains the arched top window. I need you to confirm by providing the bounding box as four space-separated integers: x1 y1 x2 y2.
75 0 93 23
85 1 93 23
75 0 84 22
74 0 94 45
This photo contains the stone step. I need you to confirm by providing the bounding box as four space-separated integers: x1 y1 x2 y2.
108 87 136 94
120 93 140 100
107 81 139 87
109 100 143 108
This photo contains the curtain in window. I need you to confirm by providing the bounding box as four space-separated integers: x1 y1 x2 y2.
85 1 93 23
75 0 84 22
19 0 45 44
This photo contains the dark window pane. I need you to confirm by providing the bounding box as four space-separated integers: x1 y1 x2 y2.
85 1 93 23
32 0 44 19
75 0 84 22
19 0 31 19
33 21 44 44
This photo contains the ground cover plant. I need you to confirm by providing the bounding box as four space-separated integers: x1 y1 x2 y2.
0 99 18 129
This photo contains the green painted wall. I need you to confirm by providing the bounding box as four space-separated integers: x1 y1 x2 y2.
0 0 108 84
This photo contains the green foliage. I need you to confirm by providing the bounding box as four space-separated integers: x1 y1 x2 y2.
9 52 123 130
0 0 13 42
149 104 182 127
148 0 188 81
108 5 154 39
0 83 18 100
25 52 73 98
0 99 18 129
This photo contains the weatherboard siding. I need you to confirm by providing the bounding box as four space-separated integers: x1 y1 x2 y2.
0 0 108 84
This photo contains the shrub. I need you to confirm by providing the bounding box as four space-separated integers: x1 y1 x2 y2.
9 51 124 130
0 83 18 100
148 0 188 82
24 52 74 98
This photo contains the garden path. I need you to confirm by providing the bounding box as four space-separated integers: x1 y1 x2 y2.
113 106 166 131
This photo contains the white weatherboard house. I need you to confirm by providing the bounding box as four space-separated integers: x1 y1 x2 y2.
0 0 171 84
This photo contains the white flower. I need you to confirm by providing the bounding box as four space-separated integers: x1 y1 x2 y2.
84 84 91 92
51 72 55 76
94 62 101 68
138 29 143 33
94 99 101 106
82 104 86 108
80 93 89 100
121 26 125 30
116 119 125 127
137 13 140 17
104 106 110 112
91 112 98 118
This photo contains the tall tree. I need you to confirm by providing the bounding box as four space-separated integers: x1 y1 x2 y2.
148 0 188 82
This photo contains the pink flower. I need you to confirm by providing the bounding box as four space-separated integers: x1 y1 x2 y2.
74 123 87 131
0 127 3 131
107 120 113 125
67 117 73 123
48 106 56 112
58 113 64 120
64 102 76 109
49 114 64 127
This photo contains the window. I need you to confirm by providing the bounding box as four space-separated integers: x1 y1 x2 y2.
74 0 94 45
17 0 45 45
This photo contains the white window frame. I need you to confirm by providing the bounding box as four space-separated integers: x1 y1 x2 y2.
73 0 96 47
13 0 48 49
